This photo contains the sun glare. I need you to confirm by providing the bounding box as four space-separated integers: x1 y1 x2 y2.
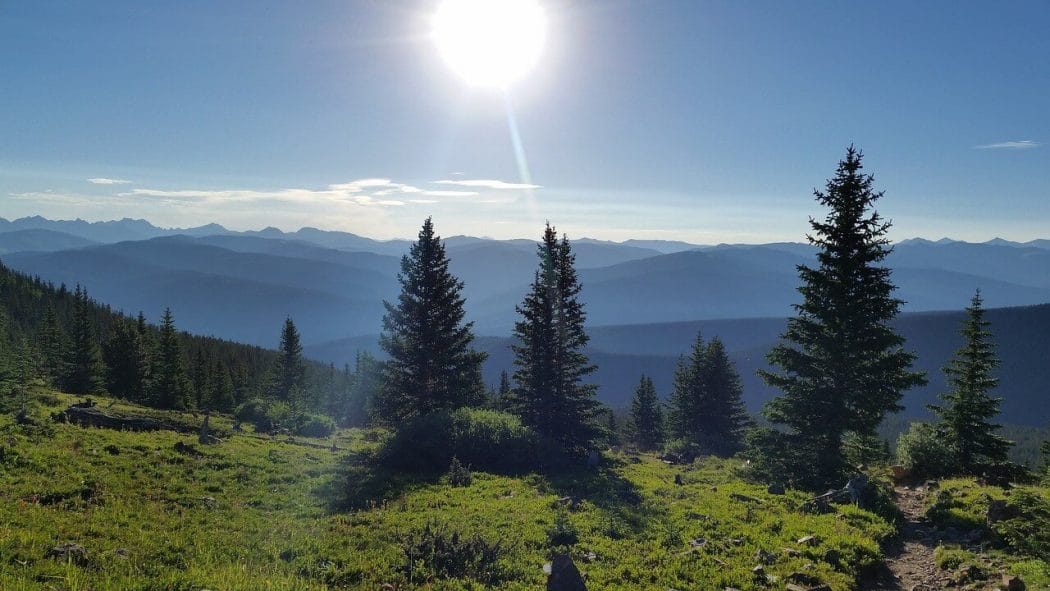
432 0 546 89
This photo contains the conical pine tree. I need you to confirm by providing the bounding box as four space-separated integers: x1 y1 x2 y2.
628 374 664 451
511 224 602 455
929 291 1012 472
696 337 750 456
377 217 487 421
62 285 105 395
272 317 306 402
37 304 67 385
667 332 706 443
758 147 925 489
152 308 191 410
102 318 150 401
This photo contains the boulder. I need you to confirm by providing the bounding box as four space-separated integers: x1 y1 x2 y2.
797 535 819 547
1002 574 1025 590
546 554 586 591
890 464 911 481
987 499 1018 524
48 542 89 566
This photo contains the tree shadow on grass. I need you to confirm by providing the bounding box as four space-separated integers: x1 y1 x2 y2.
315 446 441 512
316 448 648 522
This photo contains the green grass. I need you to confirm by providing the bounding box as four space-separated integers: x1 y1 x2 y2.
925 477 1050 588
1 391 900 590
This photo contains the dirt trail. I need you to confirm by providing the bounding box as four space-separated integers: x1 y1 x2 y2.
863 486 951 591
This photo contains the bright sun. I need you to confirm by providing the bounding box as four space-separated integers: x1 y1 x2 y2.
432 0 546 89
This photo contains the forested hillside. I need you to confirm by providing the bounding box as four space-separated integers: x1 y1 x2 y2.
0 262 372 428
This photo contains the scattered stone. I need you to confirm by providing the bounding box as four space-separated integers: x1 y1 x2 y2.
279 548 296 562
755 548 776 565
785 585 807 591
688 538 707 548
103 444 120 455
581 550 597 563
199 410 220 444
786 571 822 586
822 548 841 567
925 480 940 490
987 499 1018 524
767 482 785 495
797 535 819 547
674 473 684 486
750 565 765 578
546 554 587 591
48 542 89 566
782 547 802 557
1002 574 1025 591
586 450 601 469
730 493 763 504
173 441 201 457
199 496 217 510
890 464 911 481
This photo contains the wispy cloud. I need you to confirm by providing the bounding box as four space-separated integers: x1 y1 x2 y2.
420 190 479 197
120 180 413 207
973 140 1041 150
433 179 542 190
87 177 133 185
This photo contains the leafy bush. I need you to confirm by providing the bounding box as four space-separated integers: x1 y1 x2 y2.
235 399 332 436
379 408 538 474
401 523 506 585
546 508 579 549
295 414 336 438
662 438 703 464
842 430 890 467
447 456 472 487
896 423 958 479
995 490 1050 561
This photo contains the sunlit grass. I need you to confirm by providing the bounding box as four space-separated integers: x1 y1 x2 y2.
2 390 899 589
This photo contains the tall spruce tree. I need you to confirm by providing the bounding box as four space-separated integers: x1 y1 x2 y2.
206 360 236 412
667 333 706 443
377 217 486 421
929 291 1012 472
758 146 925 488
492 370 513 411
511 224 602 455
667 333 749 455
272 317 306 402
628 374 664 451
152 308 190 409
102 319 150 401
38 304 67 384
697 338 751 455
62 285 105 395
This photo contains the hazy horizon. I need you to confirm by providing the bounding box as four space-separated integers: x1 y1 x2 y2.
3 2 1048 243
2 213 1047 247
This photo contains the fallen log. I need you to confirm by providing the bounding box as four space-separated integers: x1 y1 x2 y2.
53 405 198 433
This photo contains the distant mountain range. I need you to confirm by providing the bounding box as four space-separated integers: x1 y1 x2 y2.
2 216 1050 424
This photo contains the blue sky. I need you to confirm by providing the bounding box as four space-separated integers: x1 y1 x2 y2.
1 1 1047 242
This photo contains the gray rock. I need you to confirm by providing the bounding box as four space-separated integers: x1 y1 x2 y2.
546 554 586 591
48 542 89 566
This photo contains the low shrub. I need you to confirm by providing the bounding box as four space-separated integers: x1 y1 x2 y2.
995 490 1050 561
379 408 538 474
447 456 472 487
546 508 579 549
401 523 506 585
295 414 336 438
896 422 958 479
